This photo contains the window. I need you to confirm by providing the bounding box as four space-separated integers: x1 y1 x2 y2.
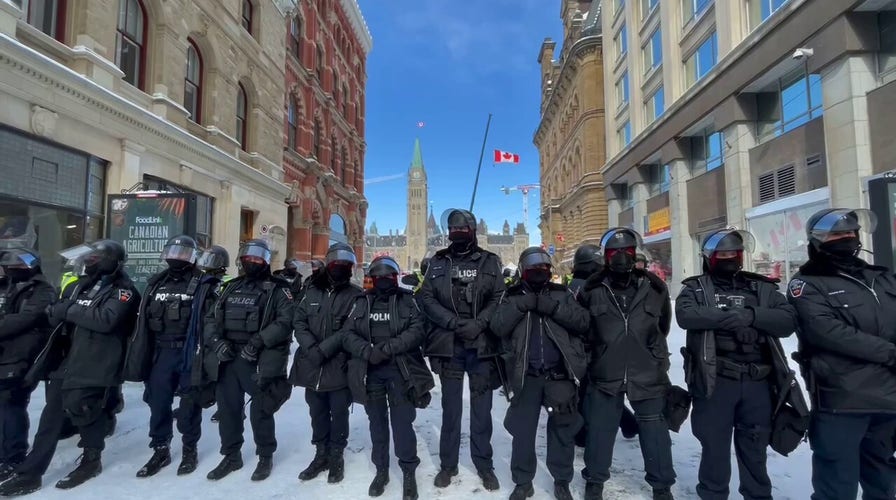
115 0 146 89
241 0 253 34
617 121 632 147
685 31 717 87
340 147 347 183
287 98 298 150
879 12 896 75
615 71 630 107
660 164 671 193
614 0 625 16
646 86 665 122
236 83 248 150
342 84 349 117
682 0 713 24
641 0 659 18
748 0 789 30
22 0 65 40
614 24 628 59
705 130 724 171
184 40 202 123
313 119 321 158
316 44 324 80
289 15 303 59
758 70 823 139
330 136 336 167
649 164 672 196
642 28 662 73
240 209 255 243
333 73 340 103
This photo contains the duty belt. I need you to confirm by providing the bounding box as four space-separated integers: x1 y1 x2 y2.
155 339 186 349
717 358 772 381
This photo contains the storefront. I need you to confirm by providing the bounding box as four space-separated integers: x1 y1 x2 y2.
644 206 673 284
0 125 107 285
745 188 829 288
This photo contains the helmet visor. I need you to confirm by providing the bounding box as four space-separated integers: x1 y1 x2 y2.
325 249 357 266
599 228 643 250
368 258 401 277
810 209 877 238
701 230 756 258
237 244 272 265
519 251 552 271
0 248 39 268
197 250 228 270
161 244 198 263
440 208 476 233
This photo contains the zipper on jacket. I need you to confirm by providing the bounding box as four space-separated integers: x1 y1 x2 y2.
544 320 580 386
315 289 333 391
837 272 880 305
518 308 531 397
445 256 460 318
603 282 629 386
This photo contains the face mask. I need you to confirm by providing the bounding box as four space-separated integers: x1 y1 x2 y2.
448 229 473 243
607 251 635 274
242 262 267 278
820 237 861 259
166 260 192 272
5 268 31 283
710 258 741 277
373 277 397 293
524 269 551 287
328 264 352 283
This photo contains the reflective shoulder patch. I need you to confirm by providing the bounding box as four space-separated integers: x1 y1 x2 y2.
788 279 806 298
118 289 134 303
283 288 293 300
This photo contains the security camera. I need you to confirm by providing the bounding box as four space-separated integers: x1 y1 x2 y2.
792 48 814 60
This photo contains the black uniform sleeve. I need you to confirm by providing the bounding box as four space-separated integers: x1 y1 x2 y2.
418 261 458 330
489 291 526 339
292 293 317 348
203 293 224 346
789 279 896 364
65 286 138 334
0 283 55 340
341 305 370 359
675 284 729 330
659 287 672 337
751 287 796 338
475 255 506 327
382 297 427 356
258 286 295 348
550 290 590 337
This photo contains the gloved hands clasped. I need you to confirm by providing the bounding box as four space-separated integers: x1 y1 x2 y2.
240 335 264 363
456 319 486 341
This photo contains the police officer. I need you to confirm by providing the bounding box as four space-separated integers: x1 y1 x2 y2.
292 242 362 484
195 245 231 426
491 247 589 500
677 228 797 499
0 248 55 480
273 258 304 299
581 228 675 500
301 259 325 292
569 244 602 299
342 256 434 500
197 245 230 282
126 235 216 477
635 253 648 271
202 239 294 482
787 208 896 499
419 208 505 490
0 240 140 495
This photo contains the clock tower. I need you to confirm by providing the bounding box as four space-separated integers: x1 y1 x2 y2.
406 138 428 270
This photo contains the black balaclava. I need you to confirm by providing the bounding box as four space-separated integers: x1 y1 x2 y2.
166 259 193 273
373 276 398 294
327 263 353 285
811 234 865 273
523 268 551 289
708 251 743 279
242 261 268 279
605 248 635 287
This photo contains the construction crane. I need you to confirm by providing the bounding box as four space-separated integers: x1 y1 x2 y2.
500 184 541 228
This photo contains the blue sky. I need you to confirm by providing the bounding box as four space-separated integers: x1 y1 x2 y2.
357 0 562 245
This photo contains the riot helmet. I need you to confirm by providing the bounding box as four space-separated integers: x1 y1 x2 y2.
237 239 272 278
519 246 553 288
599 227 642 274
441 208 477 251
310 259 325 276
701 228 756 276
634 253 648 270
572 243 602 278
0 247 41 283
325 243 356 284
281 258 302 279
161 235 198 271
367 255 400 293
67 240 127 277
806 208 876 260
197 245 230 276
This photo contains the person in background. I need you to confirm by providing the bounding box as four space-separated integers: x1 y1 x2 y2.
634 253 648 271
273 259 304 299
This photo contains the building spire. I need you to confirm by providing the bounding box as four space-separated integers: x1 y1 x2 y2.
410 138 424 172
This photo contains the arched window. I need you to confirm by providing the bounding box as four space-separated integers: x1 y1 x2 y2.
333 72 340 103
313 118 321 158
341 83 348 117
316 43 324 80
289 15 303 59
236 83 248 150
116 0 146 89
329 214 348 246
241 0 253 35
287 97 298 150
184 39 203 123
23 0 66 41
330 136 336 168
340 147 347 183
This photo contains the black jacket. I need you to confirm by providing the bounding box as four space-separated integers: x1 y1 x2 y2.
290 274 363 392
582 270 672 401
788 260 896 413
272 270 304 299
0 274 55 382
419 247 505 360
202 275 295 382
676 272 797 399
490 282 589 401
29 273 140 389
341 289 434 405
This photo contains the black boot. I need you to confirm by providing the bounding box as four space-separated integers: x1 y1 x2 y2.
433 467 457 488
585 482 604 500
368 468 389 497
136 445 171 478
554 481 573 500
177 445 198 475
327 449 344 484
55 448 102 489
477 467 500 491
251 456 272 481
653 488 674 500
298 446 329 480
105 415 117 438
402 469 417 500
509 482 534 500
206 454 243 481
0 459 22 483
0 474 41 496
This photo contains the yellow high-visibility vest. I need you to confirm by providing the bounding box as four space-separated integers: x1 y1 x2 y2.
59 272 78 298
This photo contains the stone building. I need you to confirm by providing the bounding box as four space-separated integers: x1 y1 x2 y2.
363 140 530 271
0 0 293 283
282 0 371 261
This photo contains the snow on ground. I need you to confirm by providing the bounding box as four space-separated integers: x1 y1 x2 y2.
21 320 813 499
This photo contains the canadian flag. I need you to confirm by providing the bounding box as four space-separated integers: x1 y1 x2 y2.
494 149 520 164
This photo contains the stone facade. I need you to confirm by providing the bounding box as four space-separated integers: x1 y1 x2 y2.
534 0 609 271
282 0 371 261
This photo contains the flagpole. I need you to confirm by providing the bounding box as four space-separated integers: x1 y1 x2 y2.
469 113 493 213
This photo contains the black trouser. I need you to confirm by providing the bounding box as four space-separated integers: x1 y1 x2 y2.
0 380 35 464
809 410 896 500
216 357 276 458
16 380 110 478
144 346 202 448
505 375 582 485
691 375 772 500
305 387 351 451
583 387 675 489
365 362 418 472
438 347 494 472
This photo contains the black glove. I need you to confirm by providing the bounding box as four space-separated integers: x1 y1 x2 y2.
367 347 389 365
735 327 759 344
517 294 537 313
248 334 264 349
304 346 325 367
47 300 73 322
240 343 260 363
717 311 751 331
535 295 559 317
213 339 235 363
456 319 483 341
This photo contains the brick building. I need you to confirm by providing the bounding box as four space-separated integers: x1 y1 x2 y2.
281 0 372 262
